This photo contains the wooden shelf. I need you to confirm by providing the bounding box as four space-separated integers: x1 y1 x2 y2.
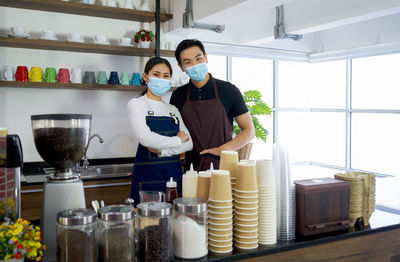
0 37 175 57
0 0 173 22
0 81 178 92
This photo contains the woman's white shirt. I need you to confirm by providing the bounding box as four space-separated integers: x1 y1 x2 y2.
127 95 193 157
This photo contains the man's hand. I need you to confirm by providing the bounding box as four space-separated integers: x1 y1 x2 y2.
147 147 161 155
177 131 190 143
200 146 223 156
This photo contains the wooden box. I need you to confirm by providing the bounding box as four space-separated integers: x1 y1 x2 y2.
295 177 350 237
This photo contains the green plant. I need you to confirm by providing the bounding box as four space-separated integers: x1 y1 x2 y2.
133 29 155 43
233 90 272 142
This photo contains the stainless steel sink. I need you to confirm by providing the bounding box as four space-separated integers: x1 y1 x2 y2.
80 163 132 178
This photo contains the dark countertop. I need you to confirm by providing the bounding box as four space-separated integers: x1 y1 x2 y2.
174 209 400 262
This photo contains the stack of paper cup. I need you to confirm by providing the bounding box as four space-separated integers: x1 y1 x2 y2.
256 159 277 245
208 170 233 254
233 161 259 250
274 144 295 241
219 150 239 193
197 170 211 200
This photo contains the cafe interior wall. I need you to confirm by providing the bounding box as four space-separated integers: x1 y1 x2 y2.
0 3 186 162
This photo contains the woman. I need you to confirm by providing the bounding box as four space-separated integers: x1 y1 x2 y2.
128 57 193 205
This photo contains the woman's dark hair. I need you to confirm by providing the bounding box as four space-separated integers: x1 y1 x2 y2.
175 39 206 65
142 57 173 95
144 57 173 75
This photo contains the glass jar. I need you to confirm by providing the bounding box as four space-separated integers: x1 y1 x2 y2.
137 202 173 262
173 198 208 259
56 208 97 262
97 205 135 262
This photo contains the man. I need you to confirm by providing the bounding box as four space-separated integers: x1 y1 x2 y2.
170 39 255 171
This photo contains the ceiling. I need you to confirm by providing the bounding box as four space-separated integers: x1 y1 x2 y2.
165 0 400 58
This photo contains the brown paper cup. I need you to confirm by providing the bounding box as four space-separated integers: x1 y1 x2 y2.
235 213 258 220
208 210 233 218
197 172 211 200
234 196 259 203
209 238 233 247
209 232 233 241
235 223 258 232
234 188 258 196
234 202 258 209
208 199 233 207
208 222 233 230
208 205 233 214
209 227 233 236
208 245 233 253
234 206 258 213
236 162 258 191
234 192 258 199
235 218 258 225
209 170 232 201
234 228 258 237
220 150 239 178
209 216 233 224
235 241 258 249
234 235 258 242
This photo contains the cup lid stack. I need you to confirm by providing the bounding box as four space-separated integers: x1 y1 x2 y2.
233 161 259 250
208 169 233 254
256 159 277 245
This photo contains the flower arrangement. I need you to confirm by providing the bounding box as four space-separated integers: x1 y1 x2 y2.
133 29 155 43
0 218 45 261
0 198 16 222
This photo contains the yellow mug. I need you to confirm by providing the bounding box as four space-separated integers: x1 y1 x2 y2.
28 67 42 82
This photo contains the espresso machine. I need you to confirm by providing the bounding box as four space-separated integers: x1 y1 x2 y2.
31 114 92 262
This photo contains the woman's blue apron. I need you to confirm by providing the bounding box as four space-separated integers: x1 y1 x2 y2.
130 111 182 205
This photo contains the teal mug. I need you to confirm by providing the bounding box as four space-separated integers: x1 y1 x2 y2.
96 71 108 84
120 72 130 85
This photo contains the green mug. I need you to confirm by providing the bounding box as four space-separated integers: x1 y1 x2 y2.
43 67 56 83
96 71 108 84
120 72 130 85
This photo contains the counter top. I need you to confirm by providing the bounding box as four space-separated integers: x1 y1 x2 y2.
175 209 400 262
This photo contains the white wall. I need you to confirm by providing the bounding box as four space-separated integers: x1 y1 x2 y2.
0 4 185 162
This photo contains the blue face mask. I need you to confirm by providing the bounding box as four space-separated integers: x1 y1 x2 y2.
147 77 171 96
185 62 208 82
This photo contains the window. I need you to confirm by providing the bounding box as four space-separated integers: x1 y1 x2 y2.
279 60 346 109
352 53 400 109
231 57 274 159
207 55 227 81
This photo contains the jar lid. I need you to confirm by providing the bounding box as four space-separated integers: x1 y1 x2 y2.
31 114 92 120
173 198 207 213
98 205 135 221
137 202 171 217
57 208 96 226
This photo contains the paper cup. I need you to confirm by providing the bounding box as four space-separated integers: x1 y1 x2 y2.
235 218 258 225
256 159 275 187
220 150 239 178
234 206 258 213
209 238 233 247
234 229 258 237
209 170 232 201
208 222 233 230
197 173 211 199
208 205 233 214
233 192 258 198
234 198 259 204
208 199 233 207
235 241 259 249
235 223 258 231
236 162 258 191
235 235 258 243
234 188 258 195
235 213 258 220
209 210 233 218
209 227 233 235
209 232 233 241
234 202 258 209
208 245 233 253
209 217 233 225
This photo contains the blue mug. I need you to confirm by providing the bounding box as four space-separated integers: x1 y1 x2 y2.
130 73 141 86
108 71 120 85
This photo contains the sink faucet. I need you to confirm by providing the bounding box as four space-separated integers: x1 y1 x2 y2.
82 134 104 169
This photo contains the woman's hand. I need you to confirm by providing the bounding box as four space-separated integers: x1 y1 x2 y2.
176 131 190 143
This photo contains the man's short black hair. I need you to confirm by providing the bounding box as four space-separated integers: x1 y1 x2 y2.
175 39 206 65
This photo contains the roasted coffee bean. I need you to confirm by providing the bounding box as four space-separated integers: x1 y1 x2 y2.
57 229 96 262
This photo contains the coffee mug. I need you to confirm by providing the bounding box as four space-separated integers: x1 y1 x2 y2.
28 67 42 82
71 68 82 83
96 71 108 84
57 68 70 83
42 30 55 40
108 71 120 85
11 26 24 36
130 72 141 85
95 35 107 43
120 72 130 85
68 32 81 42
43 67 57 83
15 66 28 81
119 37 131 45
83 71 95 84
2 65 14 81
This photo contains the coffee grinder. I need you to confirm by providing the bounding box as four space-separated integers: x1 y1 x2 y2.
31 114 91 262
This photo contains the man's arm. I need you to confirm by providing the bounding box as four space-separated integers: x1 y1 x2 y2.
200 111 255 156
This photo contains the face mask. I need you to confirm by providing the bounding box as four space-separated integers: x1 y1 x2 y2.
147 77 171 96
185 62 208 82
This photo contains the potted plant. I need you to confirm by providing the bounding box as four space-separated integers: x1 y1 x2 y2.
0 218 45 262
233 90 272 160
133 29 154 48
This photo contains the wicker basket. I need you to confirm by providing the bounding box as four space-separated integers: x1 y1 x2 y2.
237 143 253 160
334 172 375 227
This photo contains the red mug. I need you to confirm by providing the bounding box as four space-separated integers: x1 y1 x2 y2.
15 66 28 81
57 68 70 83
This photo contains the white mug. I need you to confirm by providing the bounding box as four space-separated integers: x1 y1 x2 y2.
68 32 81 41
95 35 107 43
71 68 82 83
11 26 24 36
120 37 131 45
106 0 117 7
42 30 55 39
2 65 14 81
